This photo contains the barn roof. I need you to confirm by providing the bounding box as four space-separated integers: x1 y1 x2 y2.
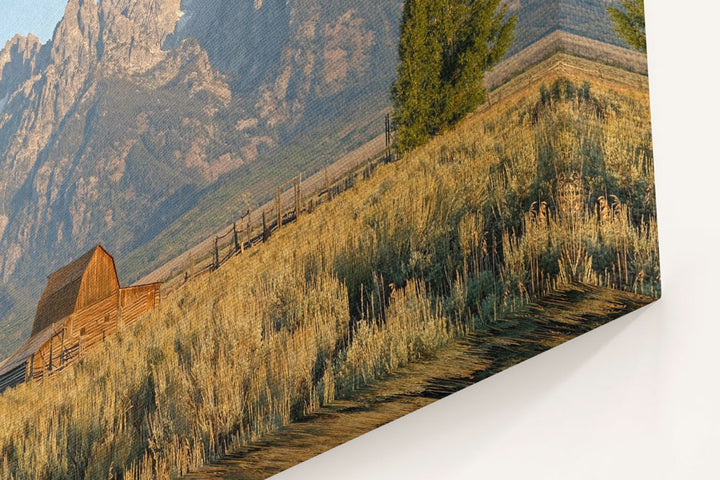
0 319 64 380
31 245 118 335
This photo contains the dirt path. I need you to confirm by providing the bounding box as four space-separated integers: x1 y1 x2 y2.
184 284 653 480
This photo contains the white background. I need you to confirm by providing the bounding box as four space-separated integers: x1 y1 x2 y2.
280 1 720 479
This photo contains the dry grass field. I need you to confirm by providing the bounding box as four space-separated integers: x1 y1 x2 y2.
184 284 652 480
0 54 658 479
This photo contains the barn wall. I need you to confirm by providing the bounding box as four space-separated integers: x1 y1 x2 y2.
76 249 120 312
31 293 121 380
30 329 70 381
73 292 121 351
121 284 161 328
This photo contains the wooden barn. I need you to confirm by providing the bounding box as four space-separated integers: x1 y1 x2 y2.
0 245 161 393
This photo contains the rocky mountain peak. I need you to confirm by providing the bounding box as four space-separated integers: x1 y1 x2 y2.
44 0 183 76
0 0 404 358
0 34 49 101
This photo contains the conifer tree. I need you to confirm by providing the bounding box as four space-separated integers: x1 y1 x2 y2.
607 0 646 53
392 0 516 153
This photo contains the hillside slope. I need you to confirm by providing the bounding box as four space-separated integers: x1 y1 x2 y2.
0 0 634 359
106 0 637 298
0 54 659 479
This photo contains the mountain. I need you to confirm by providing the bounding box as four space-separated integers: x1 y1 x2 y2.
0 0 631 358
0 0 403 357
503 0 630 55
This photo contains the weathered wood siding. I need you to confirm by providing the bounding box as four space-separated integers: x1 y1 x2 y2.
76 249 120 312
121 284 161 327
32 246 119 335
73 292 121 352
30 328 70 381
30 293 119 380
25 284 160 383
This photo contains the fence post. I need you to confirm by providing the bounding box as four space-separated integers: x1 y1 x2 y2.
214 237 220 270
60 328 65 367
385 113 391 161
247 207 252 246
325 167 332 201
27 355 34 382
262 211 268 242
294 176 301 220
276 187 282 229
233 222 241 253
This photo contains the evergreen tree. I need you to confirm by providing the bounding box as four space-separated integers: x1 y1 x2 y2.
607 0 646 53
392 0 516 153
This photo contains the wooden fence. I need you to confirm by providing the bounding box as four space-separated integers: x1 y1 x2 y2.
174 116 396 288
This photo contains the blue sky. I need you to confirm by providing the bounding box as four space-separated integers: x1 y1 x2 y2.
0 0 67 47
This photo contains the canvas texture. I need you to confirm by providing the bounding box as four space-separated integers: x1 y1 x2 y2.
0 0 658 478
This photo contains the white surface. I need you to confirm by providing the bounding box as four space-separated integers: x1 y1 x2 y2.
277 1 720 479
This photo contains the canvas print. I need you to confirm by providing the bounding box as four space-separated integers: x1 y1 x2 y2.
0 0 659 478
